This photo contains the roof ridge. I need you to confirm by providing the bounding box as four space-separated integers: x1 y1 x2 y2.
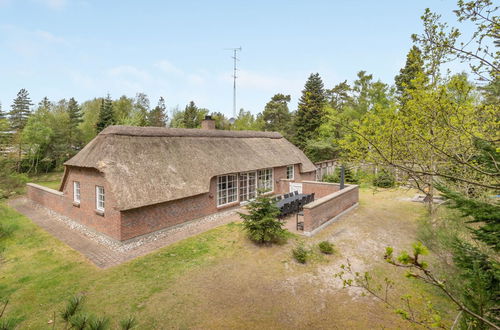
100 125 283 139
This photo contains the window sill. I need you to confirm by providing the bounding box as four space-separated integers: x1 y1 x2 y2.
94 209 105 216
216 201 239 210
72 202 80 208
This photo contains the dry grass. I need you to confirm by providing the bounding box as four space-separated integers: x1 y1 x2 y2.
0 188 454 329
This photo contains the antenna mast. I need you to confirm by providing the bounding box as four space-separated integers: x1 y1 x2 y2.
225 47 242 121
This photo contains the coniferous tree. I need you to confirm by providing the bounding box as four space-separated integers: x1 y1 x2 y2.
148 97 168 127
394 46 427 104
96 94 115 133
183 101 199 128
67 97 83 148
293 73 326 149
262 94 292 133
0 101 5 120
9 88 33 130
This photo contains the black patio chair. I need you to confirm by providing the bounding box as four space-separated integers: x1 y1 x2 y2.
292 199 300 214
276 195 282 201
294 190 299 196
311 193 315 201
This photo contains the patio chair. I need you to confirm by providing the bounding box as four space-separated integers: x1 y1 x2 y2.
276 195 282 201
292 199 300 214
294 190 299 196
311 193 315 201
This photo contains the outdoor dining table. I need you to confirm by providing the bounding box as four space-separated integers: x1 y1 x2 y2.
276 193 309 210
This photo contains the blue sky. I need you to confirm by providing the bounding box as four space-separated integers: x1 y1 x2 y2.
0 0 468 117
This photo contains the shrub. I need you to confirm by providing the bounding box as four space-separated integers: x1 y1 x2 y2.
373 169 395 188
318 241 335 254
238 194 287 244
322 165 359 184
292 244 310 264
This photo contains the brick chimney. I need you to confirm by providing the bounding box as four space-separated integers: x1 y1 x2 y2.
201 115 216 130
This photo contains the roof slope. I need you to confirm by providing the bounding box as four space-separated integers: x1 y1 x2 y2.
65 126 316 211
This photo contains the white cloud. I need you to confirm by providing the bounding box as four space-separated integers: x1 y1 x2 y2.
35 30 66 43
154 60 183 75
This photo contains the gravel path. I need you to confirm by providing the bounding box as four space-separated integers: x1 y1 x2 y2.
8 197 242 268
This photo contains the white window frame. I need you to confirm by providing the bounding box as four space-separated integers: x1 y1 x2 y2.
217 174 238 207
286 165 294 180
257 168 273 193
73 181 81 203
96 186 105 212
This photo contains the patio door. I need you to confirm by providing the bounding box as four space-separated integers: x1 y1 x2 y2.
239 172 257 202
289 182 303 194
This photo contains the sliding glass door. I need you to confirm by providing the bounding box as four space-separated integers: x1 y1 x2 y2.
239 172 257 202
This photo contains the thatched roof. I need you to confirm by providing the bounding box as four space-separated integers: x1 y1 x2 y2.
64 125 316 211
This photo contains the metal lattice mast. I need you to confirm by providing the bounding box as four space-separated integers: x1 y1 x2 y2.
226 47 241 120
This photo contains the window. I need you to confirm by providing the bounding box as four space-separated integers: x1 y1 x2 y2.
257 168 273 193
239 172 257 202
96 186 105 211
286 165 294 180
217 174 238 206
73 181 80 203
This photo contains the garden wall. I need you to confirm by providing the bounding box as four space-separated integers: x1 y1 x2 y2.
302 184 359 236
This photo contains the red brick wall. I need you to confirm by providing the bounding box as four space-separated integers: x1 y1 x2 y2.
120 177 233 240
303 185 359 233
28 167 122 240
27 184 64 212
274 164 316 194
302 181 340 199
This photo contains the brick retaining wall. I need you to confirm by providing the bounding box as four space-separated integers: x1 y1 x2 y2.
302 184 359 235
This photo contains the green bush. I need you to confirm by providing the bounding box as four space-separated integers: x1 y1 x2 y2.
238 194 287 244
322 165 359 184
373 169 395 188
318 241 335 254
292 244 310 264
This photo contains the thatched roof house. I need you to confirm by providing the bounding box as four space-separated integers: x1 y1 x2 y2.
62 125 316 211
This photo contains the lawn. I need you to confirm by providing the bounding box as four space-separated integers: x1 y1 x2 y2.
28 171 64 190
0 188 455 329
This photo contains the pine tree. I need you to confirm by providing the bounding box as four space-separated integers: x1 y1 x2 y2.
293 73 326 149
183 101 199 128
96 94 115 133
262 94 291 133
394 46 426 104
148 97 167 127
67 97 83 147
0 101 5 120
9 88 33 130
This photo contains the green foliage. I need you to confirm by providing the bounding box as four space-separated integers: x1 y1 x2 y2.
0 159 28 199
437 184 500 251
262 94 292 134
238 194 287 244
96 95 115 133
322 165 359 184
61 295 84 324
87 316 110 330
318 241 334 254
394 46 427 104
293 73 326 149
183 101 200 128
373 169 395 188
8 88 33 130
148 97 167 127
232 109 261 131
120 316 137 330
292 243 310 264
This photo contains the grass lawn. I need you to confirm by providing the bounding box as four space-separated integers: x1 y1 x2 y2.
28 171 64 190
0 188 455 329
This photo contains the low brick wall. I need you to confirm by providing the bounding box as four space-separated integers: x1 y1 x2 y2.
302 181 340 199
27 183 65 213
302 184 359 235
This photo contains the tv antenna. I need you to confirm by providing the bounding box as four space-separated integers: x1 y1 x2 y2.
225 47 242 123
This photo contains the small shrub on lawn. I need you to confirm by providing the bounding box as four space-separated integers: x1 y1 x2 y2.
318 241 335 254
373 169 396 188
239 193 288 244
292 244 310 264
